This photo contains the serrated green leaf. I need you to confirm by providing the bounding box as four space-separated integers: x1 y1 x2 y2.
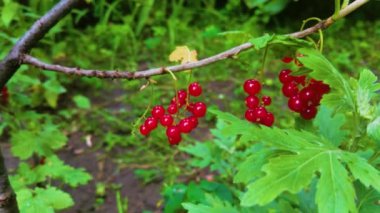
35 187 74 210
36 155 92 187
250 34 274 50
314 106 348 146
180 142 212 168
356 69 380 119
73 95 91 109
234 149 271 184
342 152 380 191
297 48 355 113
316 152 356 213
367 117 380 142
241 150 321 206
11 125 67 159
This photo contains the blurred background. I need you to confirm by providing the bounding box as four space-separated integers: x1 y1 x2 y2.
0 0 379 212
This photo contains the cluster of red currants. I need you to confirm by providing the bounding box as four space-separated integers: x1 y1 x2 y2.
243 79 275 127
139 82 207 145
279 69 330 120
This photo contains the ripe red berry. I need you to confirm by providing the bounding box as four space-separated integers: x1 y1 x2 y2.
301 106 318 120
245 96 260 109
160 114 174 127
186 102 195 113
282 56 293 63
299 87 317 103
177 89 187 105
179 118 193 133
262 96 272 106
245 109 255 122
193 102 207 117
282 82 299 97
166 126 181 139
262 112 275 127
168 135 182 145
139 125 150 136
293 75 306 85
144 117 158 130
252 107 267 122
279 69 293 84
151 105 165 119
288 95 304 112
167 104 178 114
188 82 202 97
188 116 198 129
243 79 261 95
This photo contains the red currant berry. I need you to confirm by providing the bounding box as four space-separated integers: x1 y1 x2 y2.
177 89 187 105
279 69 293 84
139 125 150 136
282 56 293 63
171 97 184 107
144 117 158 130
166 126 181 139
151 105 165 119
262 112 275 127
186 102 195 113
160 114 174 127
167 104 178 114
188 82 202 97
168 135 182 145
179 118 193 133
300 87 318 105
245 109 255 122
262 96 272 106
188 116 198 129
245 96 260 109
193 102 207 117
252 107 267 122
301 106 318 120
282 82 299 97
243 79 261 95
288 95 304 112
294 75 306 85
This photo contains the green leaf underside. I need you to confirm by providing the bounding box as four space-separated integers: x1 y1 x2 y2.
356 69 380 119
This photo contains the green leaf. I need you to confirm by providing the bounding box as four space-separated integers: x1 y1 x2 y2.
241 150 320 206
35 187 74 210
367 117 380 142
11 125 67 159
314 106 348 146
316 152 356 213
180 142 212 168
249 34 274 50
342 152 380 191
356 69 380 119
297 48 355 112
270 35 313 47
234 149 271 184
43 79 66 108
36 155 92 187
1 2 19 27
183 194 239 213
73 95 91 109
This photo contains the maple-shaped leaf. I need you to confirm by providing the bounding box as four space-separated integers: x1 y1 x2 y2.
354 69 380 119
169 46 198 64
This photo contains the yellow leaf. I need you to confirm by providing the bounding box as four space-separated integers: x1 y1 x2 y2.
169 46 198 64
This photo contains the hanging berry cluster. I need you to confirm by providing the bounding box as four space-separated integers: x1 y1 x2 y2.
279 65 330 120
139 82 207 145
243 79 275 127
